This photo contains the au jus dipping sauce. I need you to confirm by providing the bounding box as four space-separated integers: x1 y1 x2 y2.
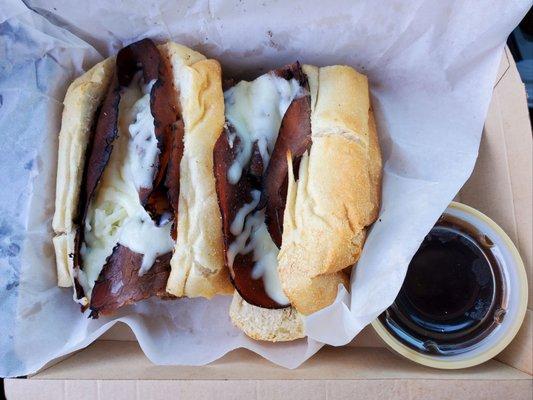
379 213 506 356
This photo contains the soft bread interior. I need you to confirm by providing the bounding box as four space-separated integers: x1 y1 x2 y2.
278 65 382 315
52 57 115 288
229 291 305 342
166 57 233 298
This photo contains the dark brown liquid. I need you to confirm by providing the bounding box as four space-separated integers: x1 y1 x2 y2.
379 214 506 356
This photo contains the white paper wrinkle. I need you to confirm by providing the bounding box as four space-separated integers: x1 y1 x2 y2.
0 0 530 378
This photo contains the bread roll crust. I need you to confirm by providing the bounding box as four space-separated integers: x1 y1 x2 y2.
52 57 115 288
166 58 233 298
230 64 381 337
53 42 228 297
278 65 382 315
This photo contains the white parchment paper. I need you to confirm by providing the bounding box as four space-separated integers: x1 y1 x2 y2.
0 0 530 377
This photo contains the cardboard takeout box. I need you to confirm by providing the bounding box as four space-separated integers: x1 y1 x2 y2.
5 48 532 400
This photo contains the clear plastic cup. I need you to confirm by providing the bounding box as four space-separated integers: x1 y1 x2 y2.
371 202 528 369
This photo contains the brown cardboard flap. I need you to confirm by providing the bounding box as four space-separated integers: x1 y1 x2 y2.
6 378 532 400
459 48 532 307
25 340 533 380
458 47 532 375
6 341 532 400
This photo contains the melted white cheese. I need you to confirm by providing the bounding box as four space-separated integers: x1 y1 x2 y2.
227 197 288 305
224 73 303 184
78 76 174 299
249 223 286 303
224 73 303 306
227 190 261 267
128 81 159 191
229 190 261 237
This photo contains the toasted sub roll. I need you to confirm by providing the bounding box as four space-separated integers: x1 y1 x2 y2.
52 39 229 316
214 63 381 341
165 59 233 298
53 57 115 289
279 65 382 315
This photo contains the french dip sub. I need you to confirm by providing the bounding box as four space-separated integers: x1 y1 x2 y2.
52 38 231 317
212 62 382 341
53 38 382 341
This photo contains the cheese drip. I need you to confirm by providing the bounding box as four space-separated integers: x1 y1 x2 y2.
224 73 303 305
224 73 303 184
78 77 174 299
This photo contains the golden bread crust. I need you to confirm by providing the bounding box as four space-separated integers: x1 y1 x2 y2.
278 65 382 315
166 58 233 298
52 57 115 287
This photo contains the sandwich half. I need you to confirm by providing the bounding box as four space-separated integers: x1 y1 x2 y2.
213 63 382 341
52 38 230 316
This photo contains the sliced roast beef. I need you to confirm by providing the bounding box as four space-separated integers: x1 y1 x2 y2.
213 62 312 309
89 245 172 317
73 38 182 316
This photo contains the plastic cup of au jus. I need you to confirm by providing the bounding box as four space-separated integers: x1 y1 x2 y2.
372 202 528 369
